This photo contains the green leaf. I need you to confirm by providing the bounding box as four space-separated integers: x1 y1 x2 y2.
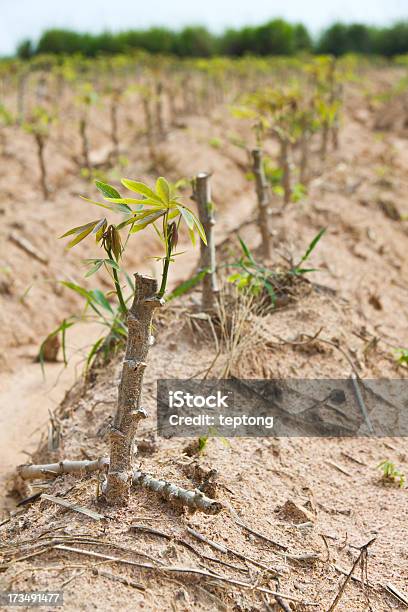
237 277 249 288
124 271 135 292
60 220 99 239
130 210 164 232
106 197 163 210
168 208 180 220
156 177 171 205
395 349 408 366
95 219 108 242
66 222 99 248
188 227 196 246
113 203 133 214
190 211 207 245
121 179 162 203
59 320 69 366
227 273 242 283
292 267 318 275
104 258 121 271
95 180 121 199
85 260 103 277
152 222 165 244
134 207 166 220
92 217 107 235
90 289 114 314
85 336 105 372
238 236 256 264
198 436 208 452
104 197 145 209
116 216 137 230
60 281 92 301
299 228 326 265
176 204 194 229
38 318 75 374
263 280 276 303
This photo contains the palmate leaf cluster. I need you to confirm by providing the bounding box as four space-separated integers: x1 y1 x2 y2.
23 106 54 137
233 85 323 144
75 82 99 108
61 176 206 255
60 175 207 312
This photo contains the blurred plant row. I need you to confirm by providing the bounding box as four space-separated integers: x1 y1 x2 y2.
0 52 358 199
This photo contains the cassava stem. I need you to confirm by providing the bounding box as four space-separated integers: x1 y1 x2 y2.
157 211 173 298
279 136 292 206
104 274 162 505
35 133 49 200
194 173 218 310
107 248 127 316
252 149 271 258
79 117 90 170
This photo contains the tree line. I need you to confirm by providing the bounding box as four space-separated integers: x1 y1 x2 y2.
16 19 408 59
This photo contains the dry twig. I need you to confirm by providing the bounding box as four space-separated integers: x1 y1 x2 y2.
187 527 281 576
328 537 376 611
384 583 408 607
235 518 288 550
41 494 106 521
130 524 245 572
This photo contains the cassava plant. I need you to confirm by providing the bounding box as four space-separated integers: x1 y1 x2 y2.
61 175 207 505
295 89 321 185
104 84 123 162
23 106 54 200
234 86 308 206
75 83 98 171
307 57 343 160
132 81 164 166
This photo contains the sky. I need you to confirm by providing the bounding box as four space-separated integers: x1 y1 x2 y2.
1 0 407 56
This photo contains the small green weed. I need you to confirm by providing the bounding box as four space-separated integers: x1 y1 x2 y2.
377 460 405 488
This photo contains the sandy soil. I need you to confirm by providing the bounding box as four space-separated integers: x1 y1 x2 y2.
0 67 408 611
